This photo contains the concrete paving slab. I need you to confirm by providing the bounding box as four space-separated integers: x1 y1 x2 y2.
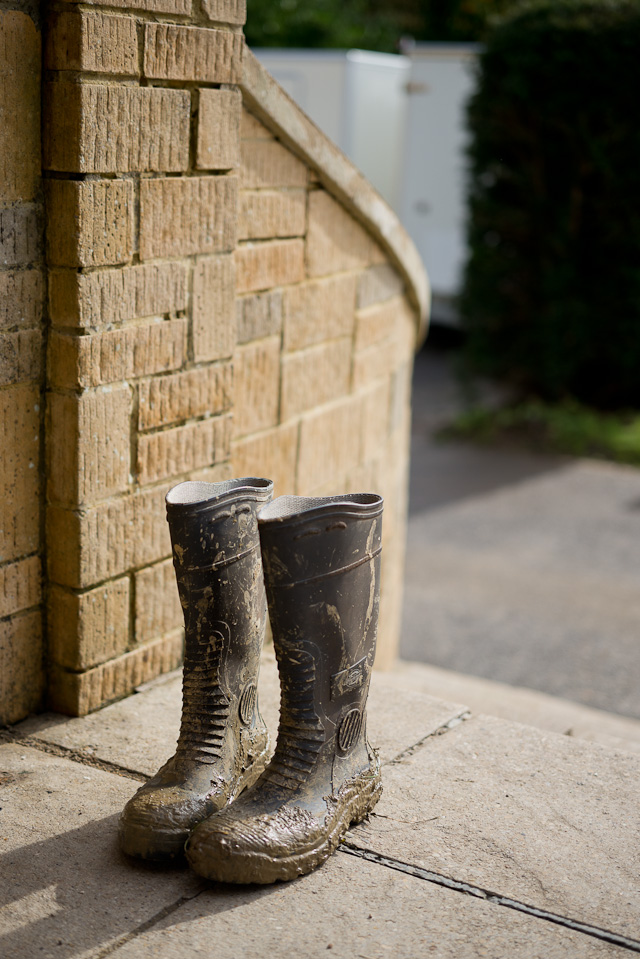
16 652 468 778
107 848 627 959
390 660 640 755
349 714 640 940
0 743 202 959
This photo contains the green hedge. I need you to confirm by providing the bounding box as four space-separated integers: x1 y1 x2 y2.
460 0 640 408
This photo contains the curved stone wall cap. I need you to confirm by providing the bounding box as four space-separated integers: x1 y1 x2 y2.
240 46 431 346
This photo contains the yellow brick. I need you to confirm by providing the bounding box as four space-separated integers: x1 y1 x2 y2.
296 395 363 494
45 10 138 75
138 363 232 430
135 559 183 644
46 179 133 268
281 339 351 422
307 191 380 278
137 413 231 485
283 274 356 351
239 189 306 240
235 239 305 294
49 262 189 330
0 12 40 205
0 329 42 385
47 486 170 589
139 176 237 260
232 422 298 497
143 23 243 83
0 609 44 724
197 88 241 170
58 0 191 12
0 384 40 564
240 139 307 189
0 205 40 268
48 579 130 671
202 0 246 24
49 630 183 717
193 254 236 362
0 555 41 618
233 337 280 437
241 108 273 141
48 318 187 389
236 291 282 344
48 386 132 507
357 263 404 310
355 296 407 351
0 270 43 330
45 84 190 173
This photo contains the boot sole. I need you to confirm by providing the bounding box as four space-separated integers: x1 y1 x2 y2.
186 763 383 884
118 738 271 863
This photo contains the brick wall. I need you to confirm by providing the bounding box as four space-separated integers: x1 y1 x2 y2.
0 5 46 725
1 0 425 721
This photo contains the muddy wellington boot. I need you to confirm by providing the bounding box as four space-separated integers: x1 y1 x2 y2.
185 492 384 883
119 477 274 861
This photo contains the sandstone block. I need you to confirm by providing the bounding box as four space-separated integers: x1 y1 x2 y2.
241 108 273 141
0 384 40 564
46 179 133 268
283 274 356 351
0 609 44 725
45 84 190 174
0 555 41 619
0 329 42 385
235 239 305 294
143 23 242 83
135 559 183 644
48 578 130 671
306 191 380 278
296 395 363 494
45 11 138 75
232 422 298 497
238 189 306 240
352 339 394 390
240 139 307 190
0 270 44 330
58 0 191 12
49 262 189 330
137 413 231 485
139 176 237 260
0 12 40 205
48 386 132 507
202 0 246 24
359 380 391 465
281 338 351 422
192 254 235 362
49 630 183 717
138 362 232 430
196 88 241 170
357 263 404 309
0 205 40 268
48 486 170 589
355 296 409 352
236 290 282 344
233 337 280 437
49 318 187 389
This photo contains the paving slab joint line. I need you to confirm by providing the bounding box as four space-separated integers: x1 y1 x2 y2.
90 888 208 959
0 730 148 783
384 710 472 767
339 843 640 954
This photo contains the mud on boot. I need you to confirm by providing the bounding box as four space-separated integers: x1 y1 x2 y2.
185 492 384 884
119 477 273 862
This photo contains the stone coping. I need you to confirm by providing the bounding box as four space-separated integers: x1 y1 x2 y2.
240 46 431 343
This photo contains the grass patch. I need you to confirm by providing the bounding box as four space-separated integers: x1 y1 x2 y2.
440 400 640 466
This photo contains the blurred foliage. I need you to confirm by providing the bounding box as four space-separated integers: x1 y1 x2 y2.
441 400 640 465
245 0 519 49
460 0 640 408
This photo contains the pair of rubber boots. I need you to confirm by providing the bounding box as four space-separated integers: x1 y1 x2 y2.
119 477 384 884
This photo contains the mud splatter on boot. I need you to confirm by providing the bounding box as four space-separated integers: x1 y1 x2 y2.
185 492 383 883
118 477 273 861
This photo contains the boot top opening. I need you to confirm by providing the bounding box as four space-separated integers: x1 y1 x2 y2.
166 478 274 510
258 493 383 524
